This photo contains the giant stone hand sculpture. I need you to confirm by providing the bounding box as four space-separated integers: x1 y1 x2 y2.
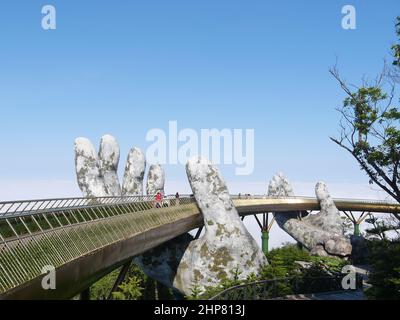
75 135 191 289
146 164 165 195
268 173 352 257
75 135 143 198
99 135 121 196
75 136 268 296
173 157 268 294
122 147 146 196
75 137 108 197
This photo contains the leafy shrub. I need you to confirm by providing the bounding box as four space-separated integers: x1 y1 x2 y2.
366 240 400 300
112 276 144 300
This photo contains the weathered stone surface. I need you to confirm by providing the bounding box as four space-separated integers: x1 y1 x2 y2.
133 233 194 289
146 164 165 195
99 135 122 196
122 148 146 196
268 173 352 258
74 137 107 198
173 157 268 295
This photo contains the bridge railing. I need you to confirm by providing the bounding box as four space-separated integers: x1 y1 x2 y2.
0 195 198 294
0 194 196 218
0 192 394 297
0 195 196 239
231 194 397 204
1 194 398 219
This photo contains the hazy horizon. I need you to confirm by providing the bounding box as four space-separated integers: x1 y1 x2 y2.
1 1 399 248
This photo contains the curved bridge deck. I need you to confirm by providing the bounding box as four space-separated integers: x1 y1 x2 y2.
0 195 398 299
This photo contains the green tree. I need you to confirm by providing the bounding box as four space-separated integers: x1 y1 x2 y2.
330 67 399 208
366 240 400 300
331 16 400 300
330 17 400 226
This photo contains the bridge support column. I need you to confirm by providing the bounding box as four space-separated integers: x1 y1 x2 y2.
253 213 275 256
262 230 269 255
343 211 368 237
194 227 203 240
354 223 361 237
108 260 132 300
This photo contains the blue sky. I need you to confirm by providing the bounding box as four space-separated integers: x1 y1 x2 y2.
0 0 399 199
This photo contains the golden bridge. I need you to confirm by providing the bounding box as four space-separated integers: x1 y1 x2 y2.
0 195 398 299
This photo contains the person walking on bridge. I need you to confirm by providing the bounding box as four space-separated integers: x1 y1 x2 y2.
155 191 162 208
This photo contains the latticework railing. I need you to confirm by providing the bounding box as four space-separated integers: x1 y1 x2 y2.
0 195 196 294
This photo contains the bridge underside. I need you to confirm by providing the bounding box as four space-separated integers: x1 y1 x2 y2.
0 202 203 300
2 209 203 300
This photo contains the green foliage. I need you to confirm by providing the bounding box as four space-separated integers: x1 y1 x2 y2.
261 244 312 279
343 87 383 136
112 276 143 300
366 240 400 300
333 78 400 202
331 16 400 207
191 244 347 300
90 269 119 300
187 283 203 300
90 263 172 300
261 245 346 281
343 88 399 169
310 255 348 273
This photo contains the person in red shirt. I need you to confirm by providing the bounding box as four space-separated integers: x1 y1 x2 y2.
155 192 162 208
